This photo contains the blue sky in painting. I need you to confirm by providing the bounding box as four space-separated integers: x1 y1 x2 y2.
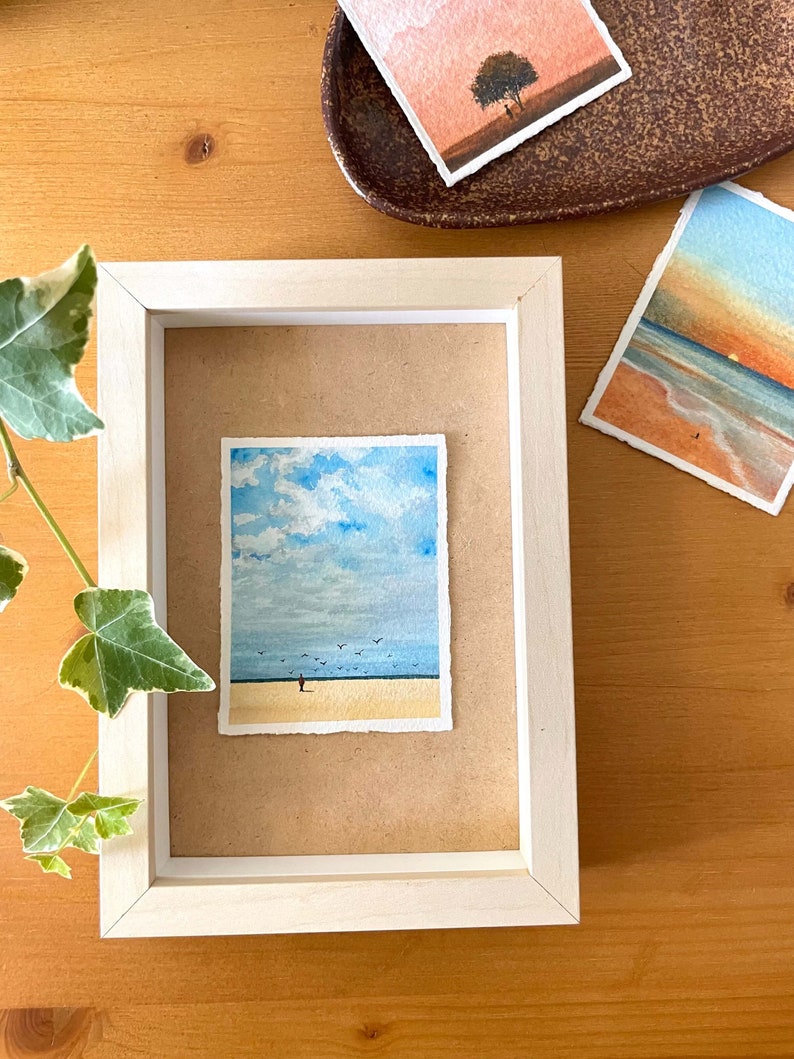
675 185 794 326
229 442 442 681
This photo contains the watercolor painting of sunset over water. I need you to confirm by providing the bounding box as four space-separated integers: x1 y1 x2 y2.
337 0 630 184
582 183 794 514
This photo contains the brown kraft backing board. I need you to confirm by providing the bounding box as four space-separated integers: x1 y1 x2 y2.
164 323 520 856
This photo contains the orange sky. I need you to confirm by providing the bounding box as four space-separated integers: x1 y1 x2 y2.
648 255 794 390
345 0 616 152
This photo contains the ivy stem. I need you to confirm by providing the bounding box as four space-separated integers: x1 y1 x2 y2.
0 418 96 588
0 477 19 503
67 747 98 803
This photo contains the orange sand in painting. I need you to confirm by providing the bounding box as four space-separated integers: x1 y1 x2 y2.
228 678 441 725
594 360 744 486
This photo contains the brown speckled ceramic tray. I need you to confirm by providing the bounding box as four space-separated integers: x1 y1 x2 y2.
321 2 794 228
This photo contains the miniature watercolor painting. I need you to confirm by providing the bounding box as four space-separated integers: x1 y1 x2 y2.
220 435 451 734
581 182 794 515
337 0 631 185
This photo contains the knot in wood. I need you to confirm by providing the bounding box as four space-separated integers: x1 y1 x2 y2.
185 133 216 165
360 1022 386 1041
0 1007 99 1056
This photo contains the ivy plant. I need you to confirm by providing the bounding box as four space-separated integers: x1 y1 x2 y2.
0 247 214 878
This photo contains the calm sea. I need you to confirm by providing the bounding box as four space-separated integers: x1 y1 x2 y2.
231 638 439 683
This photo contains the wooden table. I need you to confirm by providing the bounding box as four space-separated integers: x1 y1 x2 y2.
1 2 793 1055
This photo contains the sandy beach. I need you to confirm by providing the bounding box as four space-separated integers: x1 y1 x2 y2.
595 358 752 489
228 677 441 726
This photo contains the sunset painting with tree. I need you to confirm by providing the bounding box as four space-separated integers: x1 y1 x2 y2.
338 0 631 184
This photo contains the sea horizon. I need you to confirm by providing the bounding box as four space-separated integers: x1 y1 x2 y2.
231 673 440 684
231 638 440 683
626 318 794 437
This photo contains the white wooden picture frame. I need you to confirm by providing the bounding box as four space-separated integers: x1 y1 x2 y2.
96 257 578 938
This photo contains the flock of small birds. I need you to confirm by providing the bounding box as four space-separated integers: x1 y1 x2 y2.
254 637 425 678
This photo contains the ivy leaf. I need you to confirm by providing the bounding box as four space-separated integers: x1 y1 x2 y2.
70 815 100 854
26 853 72 878
59 587 215 718
0 786 81 854
2 782 142 879
0 245 103 442
0 544 28 611
68 792 142 840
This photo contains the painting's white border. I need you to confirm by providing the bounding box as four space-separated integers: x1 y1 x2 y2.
337 0 631 187
580 180 794 517
219 433 452 734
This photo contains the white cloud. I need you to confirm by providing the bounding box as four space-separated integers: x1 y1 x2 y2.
349 465 430 520
231 534 438 643
269 468 351 537
269 450 315 477
229 444 442 652
230 453 268 488
265 461 432 540
232 553 379 638
231 448 316 490
233 512 260 527
233 525 288 556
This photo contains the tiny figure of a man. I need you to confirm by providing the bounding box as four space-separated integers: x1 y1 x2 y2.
504 103 514 120
298 673 305 692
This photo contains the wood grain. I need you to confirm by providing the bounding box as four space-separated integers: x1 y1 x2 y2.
1 0 793 1053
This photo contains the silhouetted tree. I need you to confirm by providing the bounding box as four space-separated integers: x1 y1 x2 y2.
471 51 538 113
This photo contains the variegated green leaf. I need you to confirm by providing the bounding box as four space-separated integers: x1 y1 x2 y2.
0 245 103 441
0 544 27 611
26 853 72 878
59 587 215 718
0 786 80 854
70 815 100 854
68 792 142 840
2 783 140 879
